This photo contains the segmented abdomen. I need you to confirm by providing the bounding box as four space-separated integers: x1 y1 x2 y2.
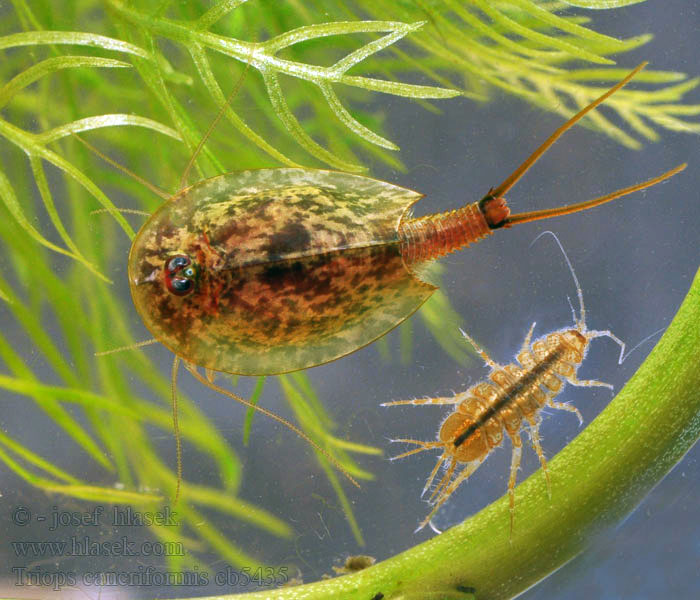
399 203 492 264
457 330 587 449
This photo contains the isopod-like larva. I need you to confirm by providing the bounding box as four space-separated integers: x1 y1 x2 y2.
383 231 628 534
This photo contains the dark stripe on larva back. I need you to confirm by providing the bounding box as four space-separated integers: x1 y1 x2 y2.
453 344 565 448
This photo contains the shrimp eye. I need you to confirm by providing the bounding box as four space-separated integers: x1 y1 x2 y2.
170 277 192 295
164 254 198 296
167 255 190 272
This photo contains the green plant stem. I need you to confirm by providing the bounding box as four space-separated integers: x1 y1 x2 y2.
175 265 699 599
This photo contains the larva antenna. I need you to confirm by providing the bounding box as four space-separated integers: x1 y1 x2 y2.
491 62 647 200
530 230 585 330
531 231 662 367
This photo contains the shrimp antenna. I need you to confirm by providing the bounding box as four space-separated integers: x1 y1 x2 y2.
530 231 585 329
184 363 361 489
73 134 171 201
90 208 151 217
95 339 158 356
179 43 254 190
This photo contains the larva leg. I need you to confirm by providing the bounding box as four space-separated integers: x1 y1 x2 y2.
547 399 584 425
526 418 551 498
382 396 464 408
459 327 501 370
389 438 444 461
566 375 613 391
416 458 485 532
520 322 537 354
428 457 457 503
588 329 626 364
422 453 449 497
507 432 523 539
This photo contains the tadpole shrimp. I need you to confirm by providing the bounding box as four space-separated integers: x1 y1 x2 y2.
383 231 650 535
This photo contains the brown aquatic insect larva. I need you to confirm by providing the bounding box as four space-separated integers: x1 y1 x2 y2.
383 232 629 534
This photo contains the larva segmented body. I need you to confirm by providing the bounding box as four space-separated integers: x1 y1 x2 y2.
384 232 626 534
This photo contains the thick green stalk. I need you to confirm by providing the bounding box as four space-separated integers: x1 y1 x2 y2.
175 266 699 599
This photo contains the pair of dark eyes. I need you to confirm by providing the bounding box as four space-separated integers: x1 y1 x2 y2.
165 255 198 296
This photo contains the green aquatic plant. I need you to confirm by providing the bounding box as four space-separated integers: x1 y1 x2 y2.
0 0 698 591
338 0 700 148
